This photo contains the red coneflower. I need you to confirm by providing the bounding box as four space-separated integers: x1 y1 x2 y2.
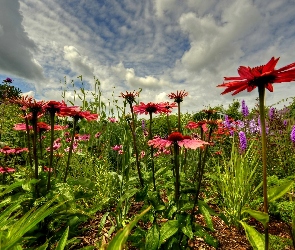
119 90 139 104
218 57 295 95
168 90 188 103
133 102 168 115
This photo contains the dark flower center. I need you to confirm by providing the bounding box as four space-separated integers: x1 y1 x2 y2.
250 74 276 86
168 132 184 142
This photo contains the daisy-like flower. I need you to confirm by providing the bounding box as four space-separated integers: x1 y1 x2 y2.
13 123 33 131
112 145 122 151
148 132 208 150
218 57 295 95
168 90 188 103
58 107 98 121
185 121 208 132
133 102 168 115
45 100 67 113
108 117 117 123
163 102 178 111
0 167 15 173
119 90 139 104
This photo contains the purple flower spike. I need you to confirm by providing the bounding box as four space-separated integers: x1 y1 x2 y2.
268 107 275 120
4 78 12 83
239 131 247 152
291 125 295 143
241 100 249 117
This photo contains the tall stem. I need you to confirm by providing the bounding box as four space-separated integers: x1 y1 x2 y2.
258 85 269 250
32 114 39 180
47 111 55 191
64 117 77 182
174 142 180 209
177 103 181 132
130 104 144 187
149 112 156 191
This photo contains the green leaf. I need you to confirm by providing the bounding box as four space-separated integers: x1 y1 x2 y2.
145 224 160 250
56 226 69 250
159 220 179 245
268 180 294 202
239 221 264 250
198 200 214 231
242 208 269 227
107 205 151 250
194 225 218 248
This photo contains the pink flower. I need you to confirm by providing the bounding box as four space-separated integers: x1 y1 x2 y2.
112 145 122 151
78 134 91 141
58 107 98 121
0 167 15 173
108 117 118 123
185 121 208 132
13 123 32 131
95 132 101 138
148 132 208 150
0 146 16 154
118 150 124 155
43 166 53 172
133 102 169 115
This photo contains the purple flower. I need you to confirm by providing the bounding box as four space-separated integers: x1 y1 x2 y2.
3 78 12 83
241 100 249 117
290 125 295 143
224 115 231 129
239 131 247 152
284 120 288 126
141 119 146 130
268 107 275 120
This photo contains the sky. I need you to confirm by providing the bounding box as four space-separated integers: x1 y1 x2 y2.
0 0 295 114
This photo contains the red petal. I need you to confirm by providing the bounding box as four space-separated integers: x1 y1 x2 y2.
263 57 279 73
238 66 254 80
275 62 295 73
265 83 273 92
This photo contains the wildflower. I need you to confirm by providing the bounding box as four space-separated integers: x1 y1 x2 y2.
45 100 66 113
95 132 101 138
168 90 188 103
13 123 32 131
239 131 247 152
0 146 16 154
241 100 249 117
133 102 168 115
77 134 91 141
58 107 98 121
0 167 15 173
163 102 178 111
268 107 275 120
290 125 295 143
283 120 288 126
218 57 295 95
43 167 53 172
3 78 13 83
148 132 208 150
108 117 117 123
119 90 139 104
112 145 122 151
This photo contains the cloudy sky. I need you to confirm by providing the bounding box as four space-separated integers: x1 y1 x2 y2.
0 0 295 113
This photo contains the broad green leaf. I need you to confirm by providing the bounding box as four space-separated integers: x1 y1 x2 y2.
159 220 179 245
268 180 294 202
194 225 218 248
198 201 214 231
56 226 69 250
107 205 151 250
145 224 160 250
242 208 269 227
239 221 264 250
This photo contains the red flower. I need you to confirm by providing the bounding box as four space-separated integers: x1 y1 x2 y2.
162 102 178 111
148 132 208 150
13 123 33 131
133 102 168 115
168 90 188 103
58 107 98 121
218 57 295 95
45 100 67 113
119 91 139 104
0 167 15 173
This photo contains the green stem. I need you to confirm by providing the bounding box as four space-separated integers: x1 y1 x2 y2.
47 111 55 191
174 142 180 209
149 112 156 191
64 117 77 182
258 85 269 250
130 104 144 187
177 103 181 132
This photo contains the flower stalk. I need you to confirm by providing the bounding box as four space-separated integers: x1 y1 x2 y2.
258 85 269 249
